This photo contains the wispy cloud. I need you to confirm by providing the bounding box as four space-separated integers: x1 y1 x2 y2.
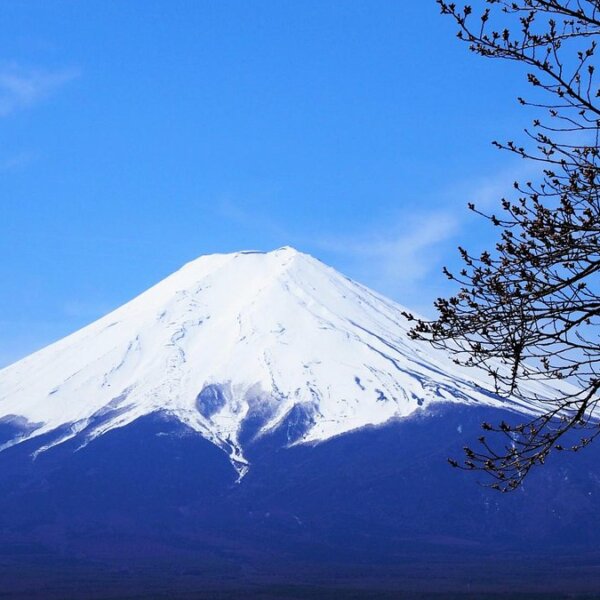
444 160 539 211
0 63 79 117
312 162 540 311
316 210 459 292
211 162 544 313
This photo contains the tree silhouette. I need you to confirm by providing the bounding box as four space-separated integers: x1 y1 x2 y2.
405 0 600 490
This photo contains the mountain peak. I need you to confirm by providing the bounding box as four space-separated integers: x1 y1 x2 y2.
188 245 301 261
273 245 299 254
0 248 538 475
176 246 304 282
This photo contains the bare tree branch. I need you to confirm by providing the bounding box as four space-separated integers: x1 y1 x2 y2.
405 0 600 491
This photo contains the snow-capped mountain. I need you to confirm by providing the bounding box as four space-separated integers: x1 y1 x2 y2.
0 246 538 474
1 247 598 598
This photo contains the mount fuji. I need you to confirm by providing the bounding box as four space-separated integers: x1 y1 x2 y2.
0 246 537 471
0 247 599 599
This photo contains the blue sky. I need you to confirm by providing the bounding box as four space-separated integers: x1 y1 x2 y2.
1 1 533 367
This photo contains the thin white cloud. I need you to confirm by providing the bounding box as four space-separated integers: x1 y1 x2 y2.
446 160 539 211
315 210 460 306
0 63 79 117
312 161 540 311
211 161 545 313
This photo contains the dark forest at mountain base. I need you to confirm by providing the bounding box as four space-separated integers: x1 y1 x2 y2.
1 405 600 598
1 559 600 599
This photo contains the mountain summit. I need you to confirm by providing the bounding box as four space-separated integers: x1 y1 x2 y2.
0 247 533 474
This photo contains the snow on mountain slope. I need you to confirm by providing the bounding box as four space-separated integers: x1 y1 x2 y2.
0 247 547 474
